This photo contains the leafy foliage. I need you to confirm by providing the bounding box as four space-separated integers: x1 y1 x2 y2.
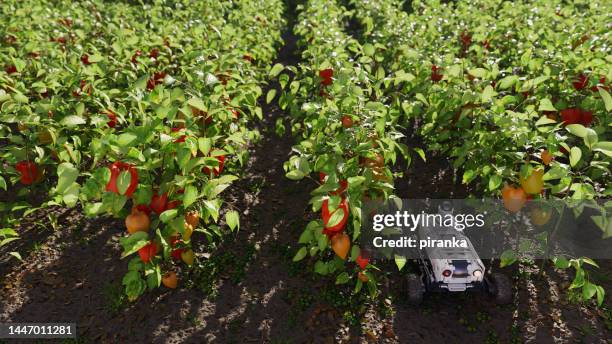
0 0 286 299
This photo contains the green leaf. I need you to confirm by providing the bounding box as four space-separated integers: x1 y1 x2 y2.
120 232 149 258
298 228 314 244
538 98 556 112
146 267 161 290
286 170 305 180
462 170 476 184
296 157 311 175
183 185 198 207
269 63 284 78
520 76 548 92
60 115 86 127
347 176 365 188
415 93 428 105
363 43 375 56
9 251 22 261
592 141 612 157
350 245 360 261
581 257 599 268
394 70 415 84
62 183 80 208
225 210 240 231
123 272 146 299
314 260 328 275
84 202 104 216
543 166 566 180
0 176 6 191
266 89 277 104
117 132 139 147
569 147 582 167
413 148 426 162
354 279 363 293
198 137 212 156
13 92 29 103
135 76 148 90
566 124 588 138
498 75 518 89
394 255 406 271
583 128 598 149
582 282 597 300
116 170 132 195
159 209 178 223
488 175 502 191
481 85 496 102
133 188 153 206
204 200 220 222
87 54 104 63
590 215 609 237
535 116 557 127
595 285 605 306
317 232 328 251
468 68 487 78
56 163 79 194
500 249 517 267
187 97 206 112
168 217 185 235
335 272 350 284
77 104 86 117
0 237 19 247
293 247 308 262
553 256 570 269
570 183 594 199
598 87 612 111
326 207 345 228
0 228 18 237
570 268 585 289
205 73 219 86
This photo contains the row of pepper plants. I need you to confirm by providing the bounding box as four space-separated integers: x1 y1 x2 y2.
0 0 286 299
350 0 610 305
279 0 423 296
